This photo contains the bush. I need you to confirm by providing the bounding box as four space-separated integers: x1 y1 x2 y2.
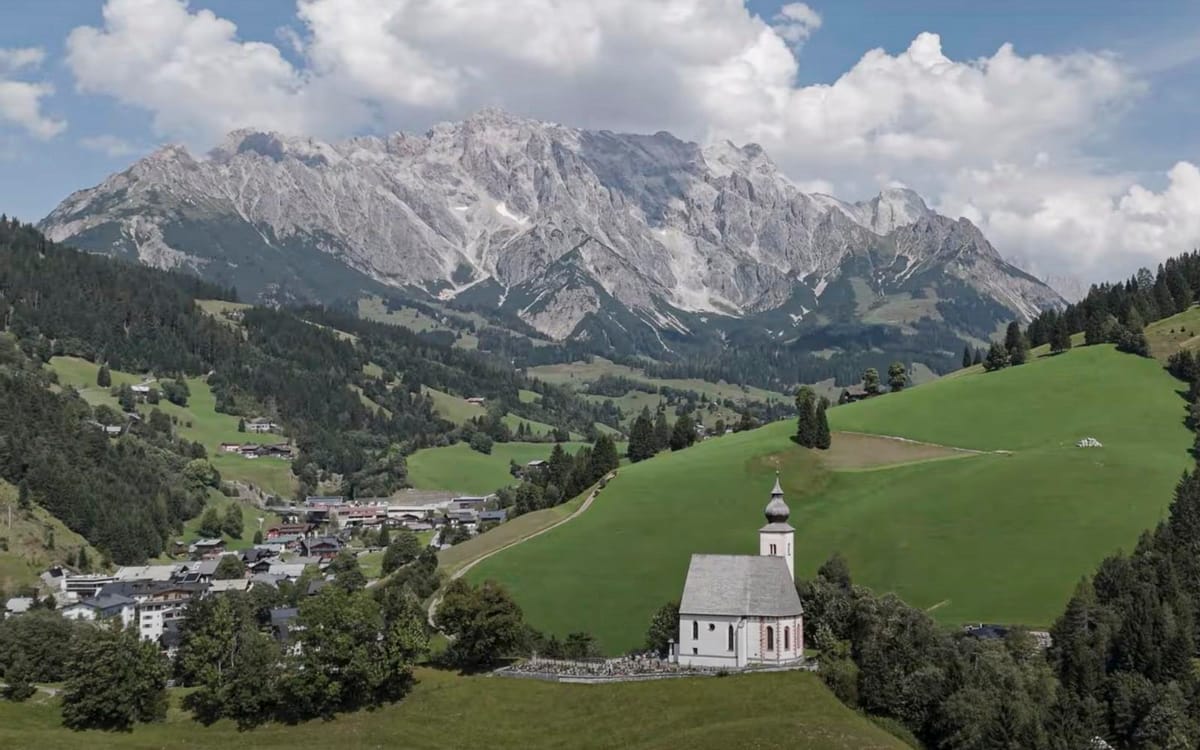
468 432 493 455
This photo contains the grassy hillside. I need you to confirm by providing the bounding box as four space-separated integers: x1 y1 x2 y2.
0 480 99 592
49 356 296 498
0 667 905 750
528 357 787 404
470 344 1192 653
407 442 591 494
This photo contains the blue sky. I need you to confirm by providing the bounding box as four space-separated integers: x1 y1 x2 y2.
2 0 1199 282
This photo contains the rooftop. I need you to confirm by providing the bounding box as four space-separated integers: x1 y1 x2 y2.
679 554 803 618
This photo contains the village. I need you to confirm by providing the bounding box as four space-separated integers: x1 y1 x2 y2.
0 488 511 655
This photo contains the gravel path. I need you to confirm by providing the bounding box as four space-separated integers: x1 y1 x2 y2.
425 471 617 628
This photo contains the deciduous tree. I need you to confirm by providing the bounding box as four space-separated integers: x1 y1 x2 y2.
61 625 167 731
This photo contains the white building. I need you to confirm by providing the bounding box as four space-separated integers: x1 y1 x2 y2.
61 593 137 629
671 476 804 669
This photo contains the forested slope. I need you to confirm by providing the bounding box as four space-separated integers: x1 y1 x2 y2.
0 217 621 562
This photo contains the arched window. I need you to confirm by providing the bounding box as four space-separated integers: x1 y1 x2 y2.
727 625 734 651
769 543 777 555
692 620 699 640
766 626 775 651
784 626 790 650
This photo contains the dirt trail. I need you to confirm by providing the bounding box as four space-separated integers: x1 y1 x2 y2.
425 471 617 627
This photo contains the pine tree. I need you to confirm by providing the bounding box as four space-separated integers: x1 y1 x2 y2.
962 345 973 369
1005 321 1029 365
377 524 390 549
794 386 817 447
983 342 1010 372
17 479 30 510
815 402 831 450
237 417 245 433
973 348 984 366
117 384 136 412
887 362 908 391
589 434 620 479
670 414 694 451
628 411 656 463
96 364 111 388
653 410 670 452
1050 317 1073 354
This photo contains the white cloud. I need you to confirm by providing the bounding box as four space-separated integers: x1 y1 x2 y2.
63 0 1200 283
0 46 64 140
773 3 822 45
80 134 143 157
940 160 1200 284
66 0 361 144
0 47 46 73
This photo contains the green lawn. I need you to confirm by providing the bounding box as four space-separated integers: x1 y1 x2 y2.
407 442 591 495
0 667 904 750
471 345 1193 653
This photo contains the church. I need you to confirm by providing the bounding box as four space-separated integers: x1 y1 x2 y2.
669 476 805 669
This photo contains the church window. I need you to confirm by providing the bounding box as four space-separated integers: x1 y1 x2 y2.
769 543 777 555
766 626 775 651
784 627 790 650
727 625 734 651
692 621 698 640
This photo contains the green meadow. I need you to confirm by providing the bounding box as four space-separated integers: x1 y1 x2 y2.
48 356 296 498
0 667 904 750
407 441 592 495
470 344 1193 653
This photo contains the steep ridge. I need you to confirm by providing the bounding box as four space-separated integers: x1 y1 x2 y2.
41 109 1061 359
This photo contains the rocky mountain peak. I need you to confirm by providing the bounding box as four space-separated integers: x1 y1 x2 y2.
38 109 1062 349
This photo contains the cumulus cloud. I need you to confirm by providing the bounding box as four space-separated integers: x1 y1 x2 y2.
773 3 822 45
66 0 361 144
63 0 1200 283
0 46 65 140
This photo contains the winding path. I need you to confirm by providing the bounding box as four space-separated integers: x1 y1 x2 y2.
836 431 1013 456
425 471 616 627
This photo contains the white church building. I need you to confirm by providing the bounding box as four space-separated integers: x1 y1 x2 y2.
670 476 805 669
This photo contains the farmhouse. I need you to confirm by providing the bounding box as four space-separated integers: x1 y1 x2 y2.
465 396 486 406
246 417 277 433
188 538 226 560
670 476 804 669
299 536 342 561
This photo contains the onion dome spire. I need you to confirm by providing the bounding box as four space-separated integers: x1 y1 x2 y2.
764 472 790 523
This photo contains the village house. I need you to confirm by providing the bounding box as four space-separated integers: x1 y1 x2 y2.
299 536 342 561
465 396 486 406
136 583 207 642
188 538 226 560
245 417 277 433
479 509 508 524
267 523 313 540
60 593 137 629
670 476 805 670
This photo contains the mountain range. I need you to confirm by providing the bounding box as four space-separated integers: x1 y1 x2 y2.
39 109 1063 382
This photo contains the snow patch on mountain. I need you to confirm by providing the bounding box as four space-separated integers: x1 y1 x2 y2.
39 109 1063 342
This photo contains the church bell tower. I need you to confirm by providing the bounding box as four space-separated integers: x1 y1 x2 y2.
759 474 795 580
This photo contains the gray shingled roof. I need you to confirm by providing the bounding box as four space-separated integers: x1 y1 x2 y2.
679 554 803 617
